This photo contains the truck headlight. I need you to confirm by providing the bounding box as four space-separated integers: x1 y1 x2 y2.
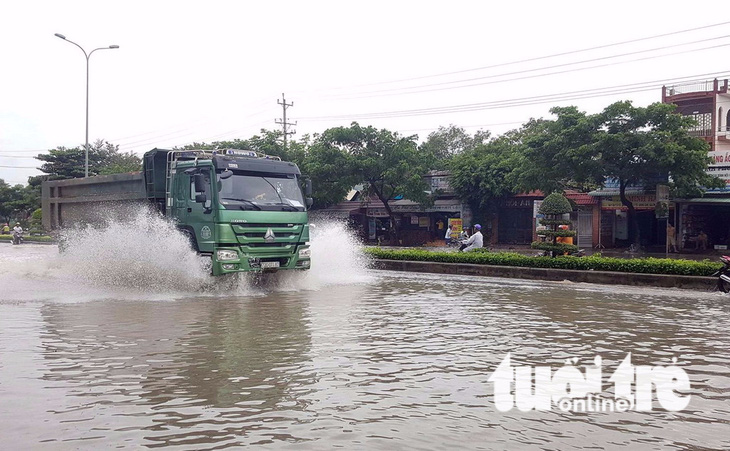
298 248 311 258
216 250 239 261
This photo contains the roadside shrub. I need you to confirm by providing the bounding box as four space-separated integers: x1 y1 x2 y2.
364 247 721 277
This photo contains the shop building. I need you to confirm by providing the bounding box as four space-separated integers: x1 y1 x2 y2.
664 78 730 250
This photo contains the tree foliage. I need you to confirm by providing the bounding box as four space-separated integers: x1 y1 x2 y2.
519 101 722 245
36 140 141 180
420 125 490 169
179 129 308 167
0 178 41 224
448 124 534 224
532 192 578 256
305 122 434 240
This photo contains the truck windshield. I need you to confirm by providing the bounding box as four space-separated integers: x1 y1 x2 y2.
218 172 306 211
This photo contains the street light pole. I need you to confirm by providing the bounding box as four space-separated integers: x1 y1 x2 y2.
54 33 119 177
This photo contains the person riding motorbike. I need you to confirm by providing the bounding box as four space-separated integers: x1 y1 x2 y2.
459 224 483 252
11 223 23 245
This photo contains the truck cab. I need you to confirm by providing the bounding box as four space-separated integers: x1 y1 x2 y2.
148 149 312 275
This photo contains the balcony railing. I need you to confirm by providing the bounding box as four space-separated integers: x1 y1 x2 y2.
688 129 714 137
665 79 728 97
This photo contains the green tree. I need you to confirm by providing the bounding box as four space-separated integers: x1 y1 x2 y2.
180 129 308 167
520 101 722 246
36 140 141 179
0 178 41 223
449 123 537 226
307 122 434 241
420 125 490 169
531 192 578 257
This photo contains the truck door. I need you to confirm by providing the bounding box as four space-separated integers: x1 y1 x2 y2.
187 171 215 253
172 174 190 225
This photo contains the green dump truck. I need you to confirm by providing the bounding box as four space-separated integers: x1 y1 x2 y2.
42 148 312 275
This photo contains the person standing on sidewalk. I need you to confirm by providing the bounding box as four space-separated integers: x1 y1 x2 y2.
667 223 678 253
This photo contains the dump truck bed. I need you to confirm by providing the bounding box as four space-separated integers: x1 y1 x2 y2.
42 172 147 231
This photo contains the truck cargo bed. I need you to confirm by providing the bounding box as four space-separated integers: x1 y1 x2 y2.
42 173 147 230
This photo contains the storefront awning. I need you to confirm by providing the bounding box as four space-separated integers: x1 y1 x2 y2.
365 198 463 217
588 188 647 197
675 197 730 204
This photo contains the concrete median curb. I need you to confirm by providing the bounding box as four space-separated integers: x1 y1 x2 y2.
371 259 716 290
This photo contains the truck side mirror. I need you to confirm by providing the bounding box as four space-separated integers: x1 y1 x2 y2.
305 178 312 197
193 174 206 192
220 169 233 180
195 193 207 203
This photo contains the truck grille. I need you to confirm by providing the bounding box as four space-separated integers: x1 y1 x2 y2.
231 223 303 255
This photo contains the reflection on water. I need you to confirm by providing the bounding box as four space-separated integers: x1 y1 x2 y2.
0 244 729 449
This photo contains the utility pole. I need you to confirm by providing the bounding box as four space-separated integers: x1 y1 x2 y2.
275 93 296 150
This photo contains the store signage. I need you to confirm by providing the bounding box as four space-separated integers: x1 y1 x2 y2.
500 199 532 208
601 195 656 211
705 165 730 192
448 218 463 238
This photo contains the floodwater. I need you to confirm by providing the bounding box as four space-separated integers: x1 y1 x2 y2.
1 218 729 450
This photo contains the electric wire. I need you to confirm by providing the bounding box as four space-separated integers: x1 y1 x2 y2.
315 20 730 91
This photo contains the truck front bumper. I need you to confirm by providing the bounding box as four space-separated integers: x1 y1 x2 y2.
211 245 310 276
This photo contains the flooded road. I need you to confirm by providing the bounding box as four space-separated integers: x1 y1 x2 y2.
1 228 729 450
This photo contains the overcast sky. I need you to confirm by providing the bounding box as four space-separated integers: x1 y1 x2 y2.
2 1 729 185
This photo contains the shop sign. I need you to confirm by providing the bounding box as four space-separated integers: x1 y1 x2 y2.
367 203 462 216
367 208 389 217
705 166 730 192
534 200 546 231
500 198 532 208
448 218 463 239
410 215 419 225
601 195 656 211
418 217 429 227
368 217 377 240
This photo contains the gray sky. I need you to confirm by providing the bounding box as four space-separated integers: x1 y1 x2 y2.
2 0 729 185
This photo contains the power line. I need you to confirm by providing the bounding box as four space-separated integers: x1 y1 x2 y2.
302 71 730 121
332 35 730 99
308 20 730 92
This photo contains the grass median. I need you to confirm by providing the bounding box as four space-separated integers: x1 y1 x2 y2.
365 247 721 277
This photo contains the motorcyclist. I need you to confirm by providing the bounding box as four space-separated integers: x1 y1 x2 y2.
12 223 23 244
460 224 483 252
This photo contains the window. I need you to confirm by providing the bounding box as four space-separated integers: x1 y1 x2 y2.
719 107 724 132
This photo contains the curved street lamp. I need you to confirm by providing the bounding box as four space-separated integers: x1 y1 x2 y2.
54 33 119 177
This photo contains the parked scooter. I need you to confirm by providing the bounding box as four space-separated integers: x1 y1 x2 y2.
11 230 23 245
712 255 730 292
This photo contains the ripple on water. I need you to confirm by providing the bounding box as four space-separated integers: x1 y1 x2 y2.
0 244 729 449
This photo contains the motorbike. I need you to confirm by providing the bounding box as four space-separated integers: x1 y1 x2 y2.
11 230 23 245
712 255 730 292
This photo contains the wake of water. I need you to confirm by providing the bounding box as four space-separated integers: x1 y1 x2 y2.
0 211 372 301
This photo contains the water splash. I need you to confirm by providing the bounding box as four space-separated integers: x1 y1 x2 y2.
271 219 374 291
0 212 371 301
59 210 215 293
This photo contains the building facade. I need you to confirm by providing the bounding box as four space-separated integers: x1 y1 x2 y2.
663 78 730 250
